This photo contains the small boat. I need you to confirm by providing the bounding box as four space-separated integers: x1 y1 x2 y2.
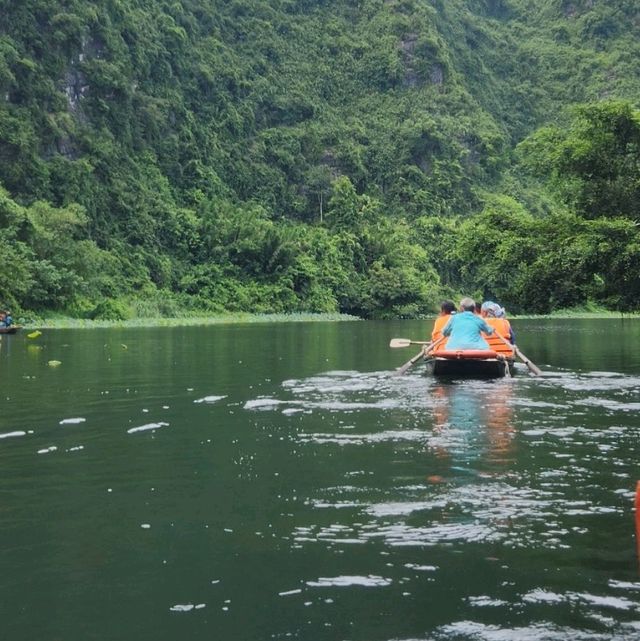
424 349 514 379
0 326 21 335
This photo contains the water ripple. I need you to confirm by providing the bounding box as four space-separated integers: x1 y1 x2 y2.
244 366 640 639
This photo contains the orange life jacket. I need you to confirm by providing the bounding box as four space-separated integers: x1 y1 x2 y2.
431 314 452 351
483 318 514 357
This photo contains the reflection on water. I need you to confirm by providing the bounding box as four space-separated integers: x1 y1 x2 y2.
246 365 640 639
428 381 516 468
2 321 640 640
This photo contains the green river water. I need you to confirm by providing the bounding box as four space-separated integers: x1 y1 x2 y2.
1 318 640 640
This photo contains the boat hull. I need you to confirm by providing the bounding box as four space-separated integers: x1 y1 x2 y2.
424 350 514 379
0 326 19 334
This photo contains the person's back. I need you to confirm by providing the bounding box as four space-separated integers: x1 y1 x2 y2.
431 300 455 350
484 317 514 356
480 301 514 356
442 298 493 350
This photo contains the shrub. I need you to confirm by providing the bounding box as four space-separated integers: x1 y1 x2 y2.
88 299 131 321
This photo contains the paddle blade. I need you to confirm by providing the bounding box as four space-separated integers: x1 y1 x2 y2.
389 338 412 348
27 330 42 339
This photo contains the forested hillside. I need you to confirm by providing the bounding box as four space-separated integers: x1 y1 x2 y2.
1 0 639 318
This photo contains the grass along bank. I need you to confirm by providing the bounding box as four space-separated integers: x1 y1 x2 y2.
19 312 361 330
510 305 640 320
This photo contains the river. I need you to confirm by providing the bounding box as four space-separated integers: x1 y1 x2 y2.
1 318 640 640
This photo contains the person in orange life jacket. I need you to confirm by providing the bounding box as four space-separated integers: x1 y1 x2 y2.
442 297 494 350
431 300 456 348
480 301 515 355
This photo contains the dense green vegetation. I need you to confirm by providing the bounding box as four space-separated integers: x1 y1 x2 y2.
0 0 639 318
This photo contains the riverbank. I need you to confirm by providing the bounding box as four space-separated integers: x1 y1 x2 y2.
19 312 361 330
511 309 640 320
12 307 639 330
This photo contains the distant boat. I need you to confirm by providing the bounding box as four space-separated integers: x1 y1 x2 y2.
424 349 514 378
0 326 21 335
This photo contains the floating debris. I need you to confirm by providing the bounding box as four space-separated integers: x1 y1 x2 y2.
59 418 86 425
194 395 227 404
0 431 26 439
127 422 170 434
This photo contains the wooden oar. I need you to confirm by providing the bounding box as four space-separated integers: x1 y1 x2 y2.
389 338 432 348
395 348 429 376
394 336 446 376
513 345 542 376
494 332 542 376
501 355 512 378
390 337 429 376
424 336 446 355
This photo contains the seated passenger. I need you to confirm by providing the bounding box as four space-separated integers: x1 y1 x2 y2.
442 297 494 350
480 301 514 357
431 300 456 349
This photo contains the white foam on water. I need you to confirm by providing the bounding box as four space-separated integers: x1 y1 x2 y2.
245 397 399 412
511 400 567 409
298 429 425 446
282 371 379 394
329 538 367 545
37 446 57 454
0 431 26 439
585 371 625 378
574 397 640 412
59 417 86 425
279 589 302 596
170 603 205 612
468 596 509 607
521 589 566 604
294 518 503 549
246 370 428 417
564 506 620 516
436 620 611 641
127 422 169 434
306 575 391 587
193 395 227 404
366 522 501 547
367 500 448 517
313 399 400 411
559 376 640 393
571 591 639 611
309 500 362 509
244 398 297 410
610 580 640 591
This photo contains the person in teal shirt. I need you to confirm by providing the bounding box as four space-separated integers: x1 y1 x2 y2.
442 297 494 349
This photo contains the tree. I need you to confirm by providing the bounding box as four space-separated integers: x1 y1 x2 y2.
518 100 640 220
